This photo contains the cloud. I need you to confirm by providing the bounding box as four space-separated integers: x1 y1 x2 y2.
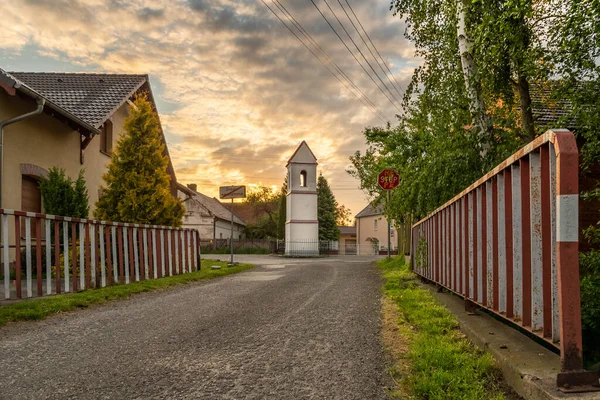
0 0 416 216
137 7 166 21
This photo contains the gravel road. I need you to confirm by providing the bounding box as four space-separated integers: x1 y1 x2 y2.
0 256 389 399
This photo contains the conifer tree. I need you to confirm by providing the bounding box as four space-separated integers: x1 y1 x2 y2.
94 95 184 227
277 174 287 239
39 167 89 218
317 174 339 241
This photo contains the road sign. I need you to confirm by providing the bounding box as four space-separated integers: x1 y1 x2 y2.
219 186 246 199
378 169 400 190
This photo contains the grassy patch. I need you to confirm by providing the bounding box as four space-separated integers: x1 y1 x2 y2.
378 257 505 400
0 259 253 326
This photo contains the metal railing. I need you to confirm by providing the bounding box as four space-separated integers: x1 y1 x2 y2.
411 130 596 389
1 209 200 300
278 240 339 256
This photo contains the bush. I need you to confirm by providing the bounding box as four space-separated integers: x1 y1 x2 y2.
39 167 89 218
580 226 600 368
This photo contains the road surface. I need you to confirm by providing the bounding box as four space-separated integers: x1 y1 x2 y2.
0 256 388 399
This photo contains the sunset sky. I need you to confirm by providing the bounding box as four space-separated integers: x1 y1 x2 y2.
0 0 417 219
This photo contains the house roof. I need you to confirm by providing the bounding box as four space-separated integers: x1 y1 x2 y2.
530 84 576 128
355 203 384 219
225 202 263 225
177 183 246 226
8 72 147 130
287 140 317 165
339 226 356 235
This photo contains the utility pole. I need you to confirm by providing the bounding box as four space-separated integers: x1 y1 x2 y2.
387 190 391 259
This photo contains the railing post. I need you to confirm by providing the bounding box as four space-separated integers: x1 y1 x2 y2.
552 131 598 391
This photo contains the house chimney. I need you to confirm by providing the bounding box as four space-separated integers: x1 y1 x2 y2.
187 183 197 192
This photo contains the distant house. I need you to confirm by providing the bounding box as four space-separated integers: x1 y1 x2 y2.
0 69 178 216
338 226 357 255
177 183 245 243
355 203 400 255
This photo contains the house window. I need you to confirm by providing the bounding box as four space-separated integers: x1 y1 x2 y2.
21 176 41 237
100 120 113 155
374 219 378 231
300 170 307 187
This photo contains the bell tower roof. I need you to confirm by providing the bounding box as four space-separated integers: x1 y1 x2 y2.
287 141 317 166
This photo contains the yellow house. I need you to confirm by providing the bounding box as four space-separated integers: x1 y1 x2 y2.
0 69 178 217
355 203 399 255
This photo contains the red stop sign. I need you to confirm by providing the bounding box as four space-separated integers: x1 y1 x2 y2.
378 169 400 190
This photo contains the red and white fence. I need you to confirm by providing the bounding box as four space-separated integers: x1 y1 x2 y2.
411 130 594 389
1 209 200 300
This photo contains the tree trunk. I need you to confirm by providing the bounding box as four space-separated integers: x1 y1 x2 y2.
456 0 493 156
517 74 535 141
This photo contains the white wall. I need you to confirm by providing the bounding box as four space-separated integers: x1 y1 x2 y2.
215 219 244 240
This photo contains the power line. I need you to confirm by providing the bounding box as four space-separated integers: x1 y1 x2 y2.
320 0 402 105
336 0 404 100
342 0 406 99
310 0 402 113
271 0 388 121
259 0 388 124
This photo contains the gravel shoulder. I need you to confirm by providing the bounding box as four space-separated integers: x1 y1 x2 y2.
0 257 387 400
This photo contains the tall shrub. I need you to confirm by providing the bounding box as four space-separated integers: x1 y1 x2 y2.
317 175 339 241
94 94 184 227
39 167 89 218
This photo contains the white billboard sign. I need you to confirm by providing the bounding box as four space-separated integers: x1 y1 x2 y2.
219 185 246 199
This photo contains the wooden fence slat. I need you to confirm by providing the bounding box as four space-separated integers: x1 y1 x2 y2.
25 217 32 298
52 221 59 294
100 225 106 288
133 227 139 282
15 215 21 299
106 226 113 286
45 220 51 295
35 218 42 297
112 226 118 284
124 227 130 284
138 228 145 281
118 227 124 284
3 215 9 299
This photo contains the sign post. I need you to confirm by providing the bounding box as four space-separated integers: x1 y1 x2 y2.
219 186 246 265
377 169 400 258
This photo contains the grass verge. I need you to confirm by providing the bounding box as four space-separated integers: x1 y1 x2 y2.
379 256 506 399
0 259 253 326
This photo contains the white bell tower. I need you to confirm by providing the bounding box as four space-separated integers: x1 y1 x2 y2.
285 141 319 256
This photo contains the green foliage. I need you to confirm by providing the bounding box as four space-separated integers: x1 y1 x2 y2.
580 223 600 367
244 214 278 239
39 167 89 218
378 257 505 399
94 95 184 227
336 204 352 226
317 175 339 241
277 175 287 239
243 184 281 239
